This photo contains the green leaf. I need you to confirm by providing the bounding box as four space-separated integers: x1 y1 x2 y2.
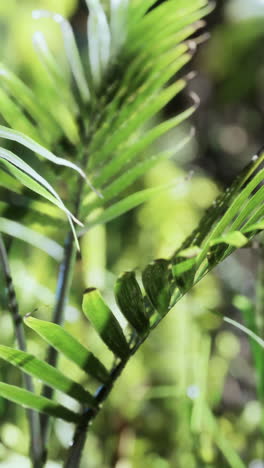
142 259 173 316
0 125 88 183
110 0 129 57
172 258 196 277
196 167 264 266
89 78 187 170
224 317 264 349
0 217 63 261
82 288 130 360
210 231 248 248
24 317 109 383
83 151 173 215
0 88 40 142
80 182 178 234
0 382 80 423
86 0 111 88
0 147 82 247
244 221 264 233
0 64 57 143
0 345 95 406
115 271 149 335
92 107 195 188
178 246 202 258
32 10 90 103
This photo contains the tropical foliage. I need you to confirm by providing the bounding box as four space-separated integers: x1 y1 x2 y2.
0 1 263 467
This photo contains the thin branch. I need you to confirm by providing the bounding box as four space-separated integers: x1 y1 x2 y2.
0 235 44 468
64 234 255 467
63 360 127 468
40 148 88 445
256 242 264 339
40 232 77 444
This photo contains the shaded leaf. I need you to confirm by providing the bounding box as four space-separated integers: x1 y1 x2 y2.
82 288 130 360
115 271 149 335
142 259 173 316
25 317 109 383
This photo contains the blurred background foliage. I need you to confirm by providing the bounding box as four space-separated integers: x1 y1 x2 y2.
0 0 264 467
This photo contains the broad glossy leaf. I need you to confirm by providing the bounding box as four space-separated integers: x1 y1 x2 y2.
25 317 109 383
82 288 130 360
0 345 95 406
0 382 80 423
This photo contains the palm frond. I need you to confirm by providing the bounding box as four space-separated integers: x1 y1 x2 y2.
0 149 263 425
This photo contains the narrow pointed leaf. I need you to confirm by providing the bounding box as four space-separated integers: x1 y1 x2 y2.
0 125 87 182
244 221 264 233
0 345 95 406
0 382 80 423
80 182 178 235
110 0 129 58
82 288 130 360
0 147 82 247
0 88 40 141
33 10 90 102
25 317 109 383
210 231 248 248
0 148 81 225
0 217 63 261
0 64 56 142
142 259 173 316
32 31 77 111
84 151 174 215
115 271 149 335
86 0 111 88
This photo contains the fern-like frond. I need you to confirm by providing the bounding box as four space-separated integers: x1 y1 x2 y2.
0 0 210 256
0 150 263 427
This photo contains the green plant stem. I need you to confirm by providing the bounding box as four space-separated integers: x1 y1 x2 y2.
64 243 249 467
256 242 264 339
40 232 77 445
63 360 128 468
0 235 44 468
40 145 89 449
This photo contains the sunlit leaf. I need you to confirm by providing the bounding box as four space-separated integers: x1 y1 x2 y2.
0 345 95 405
25 317 109 383
0 217 63 261
0 382 80 423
